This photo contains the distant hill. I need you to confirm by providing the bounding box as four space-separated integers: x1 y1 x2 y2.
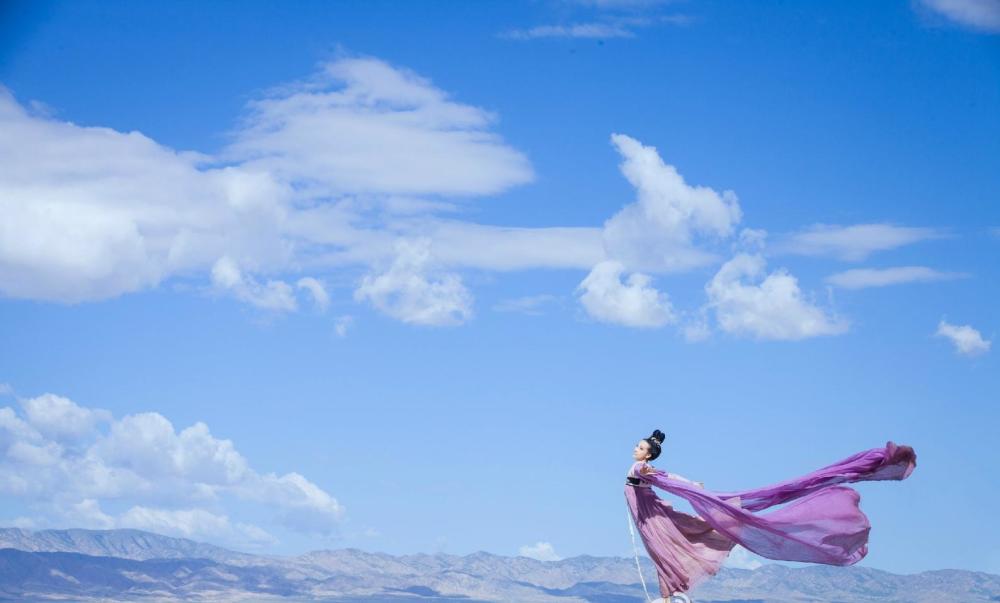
0 527 997 602
0 527 263 565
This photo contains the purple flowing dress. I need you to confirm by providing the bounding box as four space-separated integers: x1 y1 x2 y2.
624 440 917 597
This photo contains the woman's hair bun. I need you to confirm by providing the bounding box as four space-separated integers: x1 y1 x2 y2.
649 429 665 445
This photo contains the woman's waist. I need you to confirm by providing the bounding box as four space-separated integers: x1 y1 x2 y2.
626 476 652 488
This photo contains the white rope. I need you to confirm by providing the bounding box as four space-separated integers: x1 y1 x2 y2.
625 499 653 603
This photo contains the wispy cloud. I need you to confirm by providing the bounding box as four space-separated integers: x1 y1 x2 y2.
917 0 1000 33
296 277 330 311
211 256 299 312
500 14 690 40
772 223 947 261
501 22 637 40
825 266 968 289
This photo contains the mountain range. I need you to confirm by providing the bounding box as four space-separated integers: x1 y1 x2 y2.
0 527 997 602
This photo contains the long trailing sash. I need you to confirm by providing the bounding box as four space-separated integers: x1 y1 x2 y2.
636 441 916 565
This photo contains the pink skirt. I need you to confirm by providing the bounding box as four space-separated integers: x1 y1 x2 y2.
625 483 739 596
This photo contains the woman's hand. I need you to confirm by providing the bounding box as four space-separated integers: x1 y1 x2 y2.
640 464 656 475
695 481 705 489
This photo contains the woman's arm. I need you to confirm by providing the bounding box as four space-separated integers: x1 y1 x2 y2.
663 470 705 489
638 465 705 488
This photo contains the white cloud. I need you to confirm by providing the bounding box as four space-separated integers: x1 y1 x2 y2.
2 55 944 340
0 58 612 325
935 320 991 356
602 134 742 273
773 223 945 261
223 56 533 197
577 260 675 328
19 393 111 441
706 253 848 340
919 0 1000 32
354 238 473 326
0 390 345 547
519 541 562 561
0 87 292 303
296 276 330 311
501 22 637 39
211 256 299 312
500 7 690 40
825 266 967 289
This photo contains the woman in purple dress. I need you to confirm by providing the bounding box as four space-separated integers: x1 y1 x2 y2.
624 429 917 602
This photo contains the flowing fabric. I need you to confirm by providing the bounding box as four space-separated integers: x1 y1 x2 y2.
624 440 916 596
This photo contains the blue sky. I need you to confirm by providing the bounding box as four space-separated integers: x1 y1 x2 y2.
0 0 998 576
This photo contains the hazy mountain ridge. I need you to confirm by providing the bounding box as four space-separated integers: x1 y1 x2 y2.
0 528 997 602
0 527 268 565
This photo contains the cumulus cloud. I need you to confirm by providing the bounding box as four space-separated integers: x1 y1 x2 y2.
577 136 857 340
935 320 991 356
577 260 675 328
19 393 112 441
825 266 967 289
518 541 562 561
354 238 473 326
918 0 1000 33
0 391 344 547
602 133 742 273
772 223 945 261
705 253 848 340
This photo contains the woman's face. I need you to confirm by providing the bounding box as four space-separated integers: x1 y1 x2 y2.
633 440 651 462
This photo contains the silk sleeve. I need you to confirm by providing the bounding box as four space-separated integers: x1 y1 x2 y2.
665 471 697 485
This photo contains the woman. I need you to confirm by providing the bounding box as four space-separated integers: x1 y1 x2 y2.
624 430 917 602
